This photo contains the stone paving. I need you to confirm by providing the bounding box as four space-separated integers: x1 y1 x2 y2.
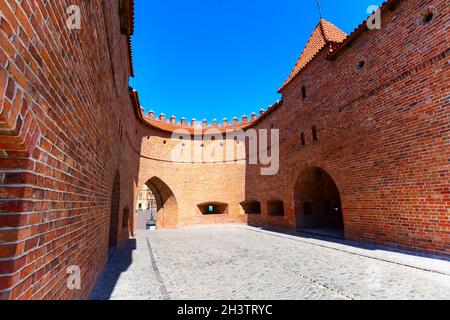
90 225 450 300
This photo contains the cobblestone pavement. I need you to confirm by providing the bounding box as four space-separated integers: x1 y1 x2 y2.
90 225 450 300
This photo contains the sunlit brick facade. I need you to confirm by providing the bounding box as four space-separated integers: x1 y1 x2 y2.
0 0 448 300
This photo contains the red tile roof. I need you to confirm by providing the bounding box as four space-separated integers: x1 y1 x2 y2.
278 19 346 92
127 0 135 77
128 36 134 77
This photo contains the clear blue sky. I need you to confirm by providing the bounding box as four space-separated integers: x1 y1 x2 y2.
130 0 383 122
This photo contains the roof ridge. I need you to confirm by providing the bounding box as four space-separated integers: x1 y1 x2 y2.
320 18 346 42
278 19 346 92
318 18 328 41
297 22 326 66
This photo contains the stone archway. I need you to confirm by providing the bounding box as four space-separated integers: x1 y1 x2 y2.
109 171 121 247
143 177 179 229
294 167 344 236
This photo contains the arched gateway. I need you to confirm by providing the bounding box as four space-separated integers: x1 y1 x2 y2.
142 177 179 229
294 167 344 237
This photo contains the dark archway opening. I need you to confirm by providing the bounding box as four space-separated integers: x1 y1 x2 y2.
137 177 178 230
294 167 344 238
109 171 121 248
136 184 158 230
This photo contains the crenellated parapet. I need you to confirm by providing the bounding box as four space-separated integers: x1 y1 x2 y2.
144 110 273 129
131 88 282 133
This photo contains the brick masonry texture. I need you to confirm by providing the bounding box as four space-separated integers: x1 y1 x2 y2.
0 0 141 299
245 0 450 255
0 0 449 300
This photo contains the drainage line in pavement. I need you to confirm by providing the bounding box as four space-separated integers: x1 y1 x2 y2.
146 237 171 300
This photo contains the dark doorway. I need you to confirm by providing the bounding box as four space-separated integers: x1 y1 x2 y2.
109 172 121 247
294 167 344 237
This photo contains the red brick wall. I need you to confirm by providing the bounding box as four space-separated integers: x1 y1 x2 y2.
0 0 448 301
134 0 448 256
136 128 248 229
245 0 449 255
0 0 141 299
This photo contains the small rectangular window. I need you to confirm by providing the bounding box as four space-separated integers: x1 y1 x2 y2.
312 126 318 141
301 85 307 100
240 201 261 215
122 207 130 228
198 203 228 215
301 132 306 146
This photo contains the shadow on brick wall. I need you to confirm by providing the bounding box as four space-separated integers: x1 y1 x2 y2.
89 239 137 300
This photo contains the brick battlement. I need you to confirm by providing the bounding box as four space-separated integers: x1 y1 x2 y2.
143 108 269 130
130 88 282 133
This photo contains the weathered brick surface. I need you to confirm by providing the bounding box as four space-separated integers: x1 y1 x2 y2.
0 0 140 300
136 130 248 229
134 0 449 255
0 0 448 301
244 0 449 255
